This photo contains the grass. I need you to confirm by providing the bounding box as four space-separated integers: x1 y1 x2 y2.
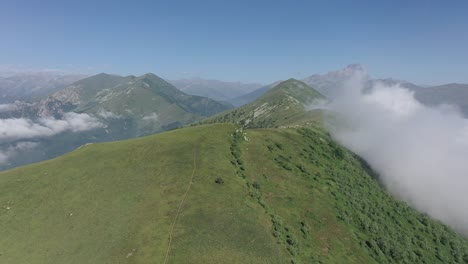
200 79 325 129
1 123 467 263
239 126 468 263
0 124 286 264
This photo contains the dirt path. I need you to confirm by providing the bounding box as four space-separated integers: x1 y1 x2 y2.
163 145 198 264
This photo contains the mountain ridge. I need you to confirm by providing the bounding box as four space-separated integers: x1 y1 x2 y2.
202 78 325 128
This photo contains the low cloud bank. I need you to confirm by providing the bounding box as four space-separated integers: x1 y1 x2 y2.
324 72 468 235
0 142 39 164
97 110 121 119
142 113 158 122
0 103 18 112
0 112 102 143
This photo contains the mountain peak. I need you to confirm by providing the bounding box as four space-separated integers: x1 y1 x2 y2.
265 78 323 99
142 72 158 78
90 73 124 80
270 78 313 92
284 78 300 82
301 64 367 98
329 64 366 77
139 73 167 83
343 63 365 72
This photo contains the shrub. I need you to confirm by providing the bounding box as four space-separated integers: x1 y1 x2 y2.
252 181 261 190
215 177 224 184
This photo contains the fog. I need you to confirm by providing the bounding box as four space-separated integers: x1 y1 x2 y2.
0 142 39 164
142 112 159 122
324 72 468 235
0 112 102 164
0 103 18 112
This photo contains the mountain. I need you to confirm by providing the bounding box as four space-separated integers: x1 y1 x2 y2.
0 72 86 103
228 81 281 107
176 66 468 118
205 79 325 128
234 65 468 118
413 83 468 116
1 116 467 262
48 73 231 125
303 66 468 118
0 73 232 170
369 79 468 116
302 64 366 98
227 64 365 107
169 78 262 102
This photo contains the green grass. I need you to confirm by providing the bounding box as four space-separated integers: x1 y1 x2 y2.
238 127 468 263
200 79 325 129
0 124 286 264
1 123 468 263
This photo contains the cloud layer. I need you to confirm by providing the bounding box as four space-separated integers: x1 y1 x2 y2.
0 142 39 164
324 72 468 235
0 112 102 142
0 112 103 164
0 103 18 112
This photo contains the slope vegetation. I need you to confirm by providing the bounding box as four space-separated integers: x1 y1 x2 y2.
1 124 467 263
203 79 324 128
1 77 468 263
0 124 285 263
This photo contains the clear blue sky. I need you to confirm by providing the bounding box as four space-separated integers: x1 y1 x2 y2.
1 0 467 84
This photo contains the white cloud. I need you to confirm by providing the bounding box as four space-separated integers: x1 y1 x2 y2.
0 103 18 112
142 112 158 122
97 110 121 119
0 112 102 143
323 71 468 235
0 141 39 164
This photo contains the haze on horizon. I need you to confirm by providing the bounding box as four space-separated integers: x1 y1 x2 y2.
1 0 468 85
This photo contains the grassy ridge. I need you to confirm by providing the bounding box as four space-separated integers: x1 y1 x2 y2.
1 123 468 263
0 124 285 263
201 79 324 128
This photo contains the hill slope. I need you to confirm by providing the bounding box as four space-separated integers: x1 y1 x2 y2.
1 124 468 263
204 78 325 128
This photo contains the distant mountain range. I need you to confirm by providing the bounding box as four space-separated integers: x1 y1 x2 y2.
2 66 468 171
411 83 468 116
0 73 232 170
228 64 468 117
0 72 87 103
169 77 262 102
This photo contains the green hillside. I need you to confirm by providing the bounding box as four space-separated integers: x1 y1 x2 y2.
55 73 132 103
203 79 325 128
1 124 467 263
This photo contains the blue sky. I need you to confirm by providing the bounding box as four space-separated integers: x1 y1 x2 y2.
1 0 467 84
